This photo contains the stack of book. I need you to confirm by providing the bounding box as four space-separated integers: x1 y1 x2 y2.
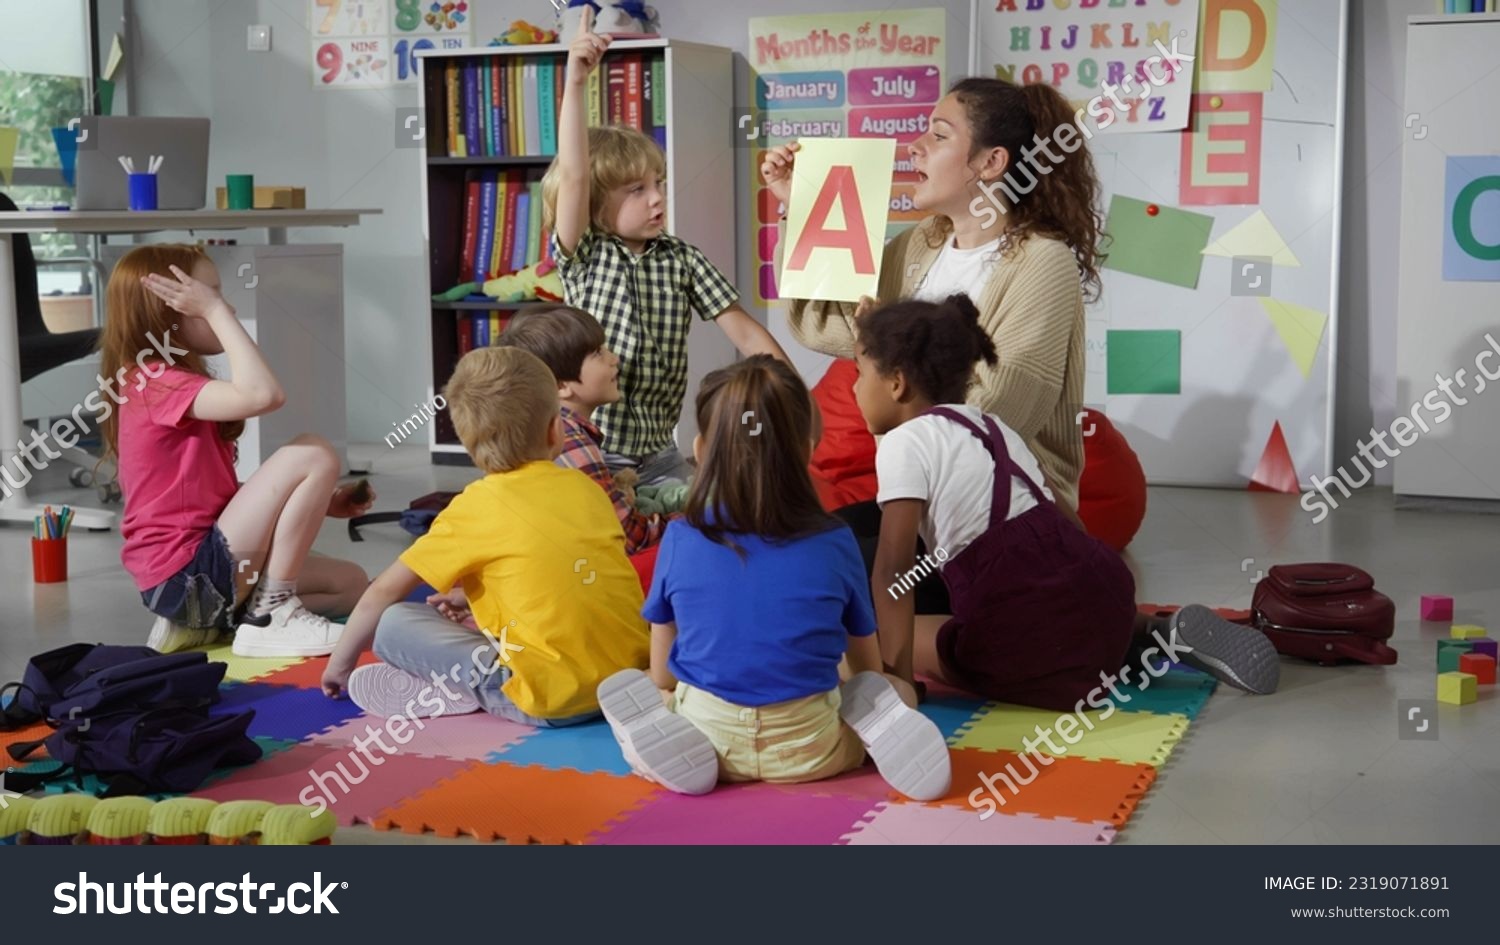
457 169 548 284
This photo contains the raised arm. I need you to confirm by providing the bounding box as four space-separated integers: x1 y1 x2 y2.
554 6 610 256
140 265 284 420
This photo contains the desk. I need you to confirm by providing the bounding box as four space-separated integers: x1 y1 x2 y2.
0 209 380 530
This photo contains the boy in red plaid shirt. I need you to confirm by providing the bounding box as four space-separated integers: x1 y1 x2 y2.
498 306 667 554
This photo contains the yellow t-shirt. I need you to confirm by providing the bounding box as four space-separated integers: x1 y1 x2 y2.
400 461 648 719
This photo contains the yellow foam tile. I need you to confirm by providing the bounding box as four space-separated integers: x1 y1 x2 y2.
200 643 303 683
948 703 1189 767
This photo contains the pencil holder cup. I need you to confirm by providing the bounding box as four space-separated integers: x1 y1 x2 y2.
127 173 159 211
226 174 255 210
32 537 68 583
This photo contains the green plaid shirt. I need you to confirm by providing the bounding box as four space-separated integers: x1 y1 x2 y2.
552 228 739 457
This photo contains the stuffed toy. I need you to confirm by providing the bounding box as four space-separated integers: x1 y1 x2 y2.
636 480 689 516
433 257 565 304
560 0 660 37
490 19 558 45
613 467 639 506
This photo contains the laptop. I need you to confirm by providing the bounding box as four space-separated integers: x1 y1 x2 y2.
73 117 211 211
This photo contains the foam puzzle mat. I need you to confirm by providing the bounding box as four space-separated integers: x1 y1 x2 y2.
4 653 1215 844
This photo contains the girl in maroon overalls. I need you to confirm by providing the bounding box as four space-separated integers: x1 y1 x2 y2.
853 294 1276 710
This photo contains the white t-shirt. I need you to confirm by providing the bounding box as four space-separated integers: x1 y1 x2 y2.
912 236 1001 303
875 404 1053 563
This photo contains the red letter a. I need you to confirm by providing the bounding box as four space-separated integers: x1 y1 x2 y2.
787 166 876 275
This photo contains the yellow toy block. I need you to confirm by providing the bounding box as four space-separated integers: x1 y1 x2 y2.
1438 671 1478 705
1451 624 1487 639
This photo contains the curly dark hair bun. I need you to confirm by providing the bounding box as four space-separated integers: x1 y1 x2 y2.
857 294 998 404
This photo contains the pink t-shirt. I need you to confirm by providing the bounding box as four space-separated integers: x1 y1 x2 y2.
118 366 240 590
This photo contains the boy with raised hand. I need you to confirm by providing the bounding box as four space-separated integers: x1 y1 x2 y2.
542 7 792 485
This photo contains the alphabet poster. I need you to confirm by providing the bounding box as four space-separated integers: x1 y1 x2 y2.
972 0 1201 134
779 138 897 302
748 8 946 303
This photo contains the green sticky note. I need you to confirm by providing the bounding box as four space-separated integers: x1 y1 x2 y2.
1108 330 1181 395
97 78 116 117
1103 195 1214 288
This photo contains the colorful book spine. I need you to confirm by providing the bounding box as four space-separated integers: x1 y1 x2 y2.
538 59 558 154
499 176 521 273
490 59 502 156
523 61 541 153
511 61 525 155
475 173 497 283
498 58 511 156
473 311 490 347
587 64 603 127
489 313 501 343
457 316 474 356
526 180 543 264
606 59 626 125
463 61 481 159
651 57 666 128
512 192 530 273
445 61 462 156
490 173 510 279
460 176 480 284
480 61 492 157
554 59 566 133
624 54 643 131
540 226 553 263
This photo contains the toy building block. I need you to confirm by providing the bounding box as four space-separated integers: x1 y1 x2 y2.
1438 639 1475 672
1451 624 1487 639
1460 653 1496 685
1438 671 1478 705
1469 638 1498 661
1421 595 1455 621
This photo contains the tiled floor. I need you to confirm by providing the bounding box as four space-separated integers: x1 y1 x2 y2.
3 443 1497 844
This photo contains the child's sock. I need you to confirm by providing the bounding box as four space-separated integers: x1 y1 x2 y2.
247 577 297 619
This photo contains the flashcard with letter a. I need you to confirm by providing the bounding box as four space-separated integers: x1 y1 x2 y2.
780 137 896 302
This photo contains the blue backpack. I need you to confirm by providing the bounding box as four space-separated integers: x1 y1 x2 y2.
0 643 261 797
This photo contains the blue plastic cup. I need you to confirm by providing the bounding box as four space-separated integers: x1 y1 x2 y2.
127 173 158 211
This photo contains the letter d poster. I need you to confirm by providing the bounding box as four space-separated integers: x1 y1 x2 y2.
749 8 946 304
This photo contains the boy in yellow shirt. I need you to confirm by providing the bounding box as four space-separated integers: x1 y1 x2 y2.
321 346 648 725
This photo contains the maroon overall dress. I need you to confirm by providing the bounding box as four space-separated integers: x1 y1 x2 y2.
927 407 1137 711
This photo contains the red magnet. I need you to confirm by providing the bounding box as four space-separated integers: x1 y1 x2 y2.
1146 204 1159 216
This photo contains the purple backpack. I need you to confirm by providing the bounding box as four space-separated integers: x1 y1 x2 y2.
1 643 261 796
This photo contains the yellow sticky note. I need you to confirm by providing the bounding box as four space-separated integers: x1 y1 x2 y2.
779 137 895 303
1203 210 1302 267
0 126 17 187
1258 298 1328 379
104 32 125 81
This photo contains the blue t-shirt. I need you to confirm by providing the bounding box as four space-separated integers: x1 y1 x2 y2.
641 519 877 707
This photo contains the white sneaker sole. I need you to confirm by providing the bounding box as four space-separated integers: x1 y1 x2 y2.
1172 605 1281 695
347 664 480 719
598 670 718 796
147 616 217 653
230 621 345 658
840 672 952 802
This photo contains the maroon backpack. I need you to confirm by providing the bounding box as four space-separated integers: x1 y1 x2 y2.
1251 563 1398 666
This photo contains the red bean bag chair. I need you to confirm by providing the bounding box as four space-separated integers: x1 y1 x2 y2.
806 362 1147 552
1076 407 1147 553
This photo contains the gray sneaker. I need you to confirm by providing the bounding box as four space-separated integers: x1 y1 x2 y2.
1171 604 1281 694
840 672 952 801
598 669 719 796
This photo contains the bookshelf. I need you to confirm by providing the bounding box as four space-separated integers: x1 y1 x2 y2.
415 38 736 464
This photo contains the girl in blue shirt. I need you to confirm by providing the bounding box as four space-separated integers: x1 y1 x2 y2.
598 356 951 800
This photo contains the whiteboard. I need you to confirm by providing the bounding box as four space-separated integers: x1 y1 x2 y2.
1394 14 1500 502
972 0 1348 487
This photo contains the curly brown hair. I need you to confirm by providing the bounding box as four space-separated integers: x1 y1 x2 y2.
930 78 1107 303
856 294 998 404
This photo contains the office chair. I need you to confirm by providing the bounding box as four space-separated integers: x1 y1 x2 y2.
2 191 115 496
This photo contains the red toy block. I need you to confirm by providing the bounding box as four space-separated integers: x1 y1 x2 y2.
1421 595 1454 621
1459 653 1496 685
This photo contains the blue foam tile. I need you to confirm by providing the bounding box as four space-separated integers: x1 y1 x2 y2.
1106 668 1217 719
484 719 633 775
210 682 365 742
921 694 988 740
18 736 299 798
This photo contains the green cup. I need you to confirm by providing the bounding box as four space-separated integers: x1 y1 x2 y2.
226 174 255 210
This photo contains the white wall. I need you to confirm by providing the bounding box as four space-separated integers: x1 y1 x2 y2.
119 0 1407 481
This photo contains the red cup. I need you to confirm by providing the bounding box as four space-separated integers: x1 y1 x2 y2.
32 537 68 583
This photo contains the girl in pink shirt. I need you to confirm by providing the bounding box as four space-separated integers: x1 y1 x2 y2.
102 244 372 657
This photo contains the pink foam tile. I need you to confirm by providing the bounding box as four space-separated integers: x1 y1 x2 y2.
195 742 478 826
761 767 894 803
589 781 880 845
839 803 1116 845
308 711 537 761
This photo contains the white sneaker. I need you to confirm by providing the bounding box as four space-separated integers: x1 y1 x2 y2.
231 595 344 657
840 672 952 802
347 664 480 719
597 669 718 795
147 616 218 653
